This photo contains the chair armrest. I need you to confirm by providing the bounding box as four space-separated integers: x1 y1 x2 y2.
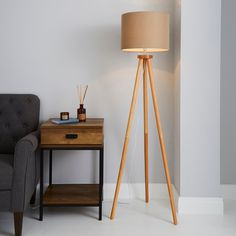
11 130 39 212
16 130 39 152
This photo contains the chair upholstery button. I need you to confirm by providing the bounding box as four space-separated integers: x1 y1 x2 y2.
22 123 28 128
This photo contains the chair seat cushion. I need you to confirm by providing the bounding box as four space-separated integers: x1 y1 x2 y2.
0 154 14 190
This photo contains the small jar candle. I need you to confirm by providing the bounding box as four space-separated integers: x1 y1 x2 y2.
60 112 69 120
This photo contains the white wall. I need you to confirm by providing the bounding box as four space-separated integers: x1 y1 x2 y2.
0 0 175 184
180 0 221 197
221 0 236 184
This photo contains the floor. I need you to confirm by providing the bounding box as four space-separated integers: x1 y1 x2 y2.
0 199 236 236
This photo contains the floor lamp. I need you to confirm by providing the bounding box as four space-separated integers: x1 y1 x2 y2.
110 12 177 225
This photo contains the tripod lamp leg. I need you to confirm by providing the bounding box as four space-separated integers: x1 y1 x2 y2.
147 59 178 225
110 58 143 219
143 60 149 203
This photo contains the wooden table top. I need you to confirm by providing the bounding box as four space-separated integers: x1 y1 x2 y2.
41 118 104 129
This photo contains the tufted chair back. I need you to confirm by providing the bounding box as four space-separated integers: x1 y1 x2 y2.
0 94 40 154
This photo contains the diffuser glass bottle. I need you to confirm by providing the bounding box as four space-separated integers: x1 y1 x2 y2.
77 104 86 122
77 85 88 122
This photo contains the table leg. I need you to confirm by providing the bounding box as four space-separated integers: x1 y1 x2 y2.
99 147 104 221
49 149 52 186
39 149 44 221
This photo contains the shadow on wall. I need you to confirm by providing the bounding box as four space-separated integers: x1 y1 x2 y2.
58 23 174 82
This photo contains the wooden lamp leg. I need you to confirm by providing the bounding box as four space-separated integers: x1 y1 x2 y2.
110 58 143 219
143 60 149 203
147 59 178 225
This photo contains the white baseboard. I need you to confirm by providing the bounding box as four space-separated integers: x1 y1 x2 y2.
104 184 132 202
221 184 236 199
177 197 224 215
103 183 178 202
104 183 224 215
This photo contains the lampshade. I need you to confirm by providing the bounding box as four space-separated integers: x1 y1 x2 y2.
121 11 169 52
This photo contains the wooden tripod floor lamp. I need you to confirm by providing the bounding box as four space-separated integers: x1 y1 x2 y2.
110 11 177 225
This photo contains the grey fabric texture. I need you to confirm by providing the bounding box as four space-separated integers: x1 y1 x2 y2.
0 191 11 211
0 94 40 213
0 94 39 154
0 154 14 190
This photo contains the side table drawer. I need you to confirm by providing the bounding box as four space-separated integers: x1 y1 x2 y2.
41 129 103 145
40 118 104 145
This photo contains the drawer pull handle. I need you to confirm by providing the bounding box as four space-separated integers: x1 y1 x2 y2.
65 134 78 139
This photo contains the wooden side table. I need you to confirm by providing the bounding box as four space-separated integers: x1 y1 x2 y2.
39 118 104 221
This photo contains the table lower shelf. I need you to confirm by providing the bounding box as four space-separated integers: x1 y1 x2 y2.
43 184 100 206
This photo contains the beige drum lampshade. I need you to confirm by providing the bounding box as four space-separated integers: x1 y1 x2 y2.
121 11 169 52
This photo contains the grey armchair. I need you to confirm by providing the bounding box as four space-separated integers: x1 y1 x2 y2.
0 94 40 236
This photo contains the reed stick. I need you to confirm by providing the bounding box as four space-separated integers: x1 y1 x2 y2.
78 85 80 104
80 85 82 104
82 85 88 104
77 84 88 105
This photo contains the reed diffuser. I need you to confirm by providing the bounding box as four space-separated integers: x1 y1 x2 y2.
77 85 88 122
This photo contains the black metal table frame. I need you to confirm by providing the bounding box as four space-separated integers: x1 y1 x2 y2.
39 146 104 221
